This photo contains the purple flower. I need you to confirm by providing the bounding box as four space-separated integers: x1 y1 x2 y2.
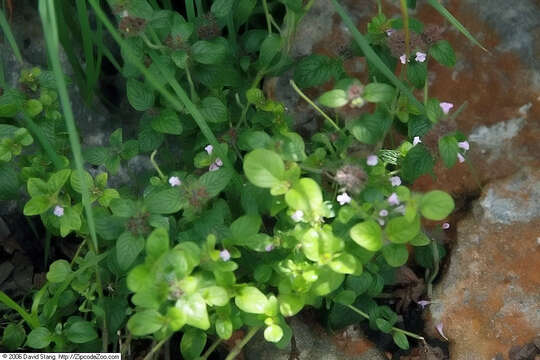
415 52 427 63
390 176 401 187
457 153 465 163
204 144 213 155
400 54 407 64
458 141 470 151
413 136 422 146
442 222 450 230
436 323 448 341
291 210 304 222
53 205 64 217
417 300 431 309
168 176 181 187
387 193 400 206
439 102 454 114
215 158 223 166
337 192 352 205
209 158 223 172
366 155 378 166
379 209 388 217
265 244 274 252
219 249 231 261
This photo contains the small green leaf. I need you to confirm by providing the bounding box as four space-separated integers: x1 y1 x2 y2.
285 178 323 216
23 195 52 216
438 136 459 168
258 34 282 68
200 97 227 123
215 318 233 339
2 323 25 351
47 260 73 283
426 98 443 123
401 145 434 183
420 190 454 220
181 328 207 360
176 293 210 330
200 286 229 306
65 321 98 344
211 0 235 18
127 310 164 336
127 78 155 111
333 290 356 305
329 253 358 274
264 324 283 343
146 227 169 258
151 108 183 135
116 232 145 270
318 89 348 108
410 232 430 246
386 216 420 244
48 169 71 193
406 61 427 89
26 327 51 349
59 207 82 237
230 215 261 241
350 220 383 251
199 167 233 197
235 286 268 314
144 187 182 214
382 244 409 267
243 149 285 188
24 99 43 117
392 331 410 350
70 171 94 194
279 294 304 317
363 83 395 103
429 40 456 67
84 146 109 165
191 40 227 65
294 54 340 88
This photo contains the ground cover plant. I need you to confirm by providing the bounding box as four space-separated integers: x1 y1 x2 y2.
0 0 483 357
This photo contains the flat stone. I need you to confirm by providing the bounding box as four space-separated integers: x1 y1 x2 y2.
427 168 540 358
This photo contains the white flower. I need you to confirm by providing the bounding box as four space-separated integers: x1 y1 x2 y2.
379 209 388 217
413 136 422 146
458 141 470 151
439 102 454 114
336 192 352 205
209 158 223 172
53 205 64 217
400 54 407 64
387 193 400 206
390 176 402 187
291 210 304 222
219 250 231 261
204 144 213 155
415 52 427 62
168 176 181 187
457 153 465 163
366 155 378 166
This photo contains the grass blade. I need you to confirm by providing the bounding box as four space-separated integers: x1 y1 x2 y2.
0 9 23 63
75 0 96 99
0 290 40 329
330 0 424 113
426 0 488 52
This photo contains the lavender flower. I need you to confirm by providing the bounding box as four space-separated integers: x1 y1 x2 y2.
458 141 470 151
439 102 454 114
204 144 213 155
168 176 181 187
387 193 400 206
400 54 407 64
291 210 304 222
390 176 402 187
366 155 378 166
336 192 352 205
442 222 450 230
457 153 465 163
219 249 231 261
436 323 448 341
413 136 422 146
415 52 427 62
53 205 64 217
379 209 388 217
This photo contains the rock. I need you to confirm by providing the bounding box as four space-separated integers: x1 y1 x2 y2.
427 167 540 359
244 317 386 360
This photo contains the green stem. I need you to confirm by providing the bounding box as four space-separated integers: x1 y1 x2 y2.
150 150 166 180
141 33 164 50
200 338 222 360
290 79 341 131
224 326 261 360
0 291 40 329
143 337 169 360
399 0 410 58
185 65 199 103
262 0 272 35
195 0 204 17
185 0 195 22
346 304 425 341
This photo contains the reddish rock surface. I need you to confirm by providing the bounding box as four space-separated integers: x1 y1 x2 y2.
426 167 540 359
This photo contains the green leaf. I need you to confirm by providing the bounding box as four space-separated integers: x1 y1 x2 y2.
2 323 25 351
348 110 392 144
345 272 373 295
26 327 51 349
230 215 261 241
127 310 164 336
48 169 71 193
235 286 268 314
406 61 427 89
215 317 233 339
127 78 155 111
171 50 188 68
350 220 383 251
401 145 434 183
318 89 348 108
392 331 410 350
0 163 20 200
167 307 186 331
258 34 282 68
243 149 285 188
70 171 94 194
426 98 443 123
126 0 154 19
23 195 52 216
191 40 227 65
127 264 151 292
279 294 304 317
181 328 207 360
116 232 145 270
410 232 430 246
386 216 420 244
211 0 235 18
438 135 459 168
285 178 323 216
363 83 395 103
310 266 344 296
65 321 98 343
294 54 339 88
333 290 357 305
24 99 43 117
329 253 358 274
146 227 169 258
84 146 109 165
59 207 82 237
144 187 182 214
200 97 227 123
151 108 183 135
110 198 137 217
429 40 456 67
176 293 210 330
199 167 233 197
121 140 139 159
200 286 229 306
420 190 454 220
382 244 409 267
264 324 283 343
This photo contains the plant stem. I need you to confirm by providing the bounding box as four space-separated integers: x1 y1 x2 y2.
200 338 222 360
143 337 169 360
185 65 199 103
399 0 410 58
150 150 166 180
185 0 195 22
262 0 272 35
289 79 341 131
346 304 425 341
224 326 261 360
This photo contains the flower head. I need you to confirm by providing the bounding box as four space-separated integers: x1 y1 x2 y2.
379 209 389 217
204 144 213 155
291 210 304 222
415 51 427 62
337 192 352 205
442 222 450 230
219 249 231 261
209 158 223 172
390 176 402 187
400 54 407 64
458 141 470 151
215 158 223 166
53 205 64 217
457 153 465 163
265 244 274 252
168 176 181 187
413 136 422 146
367 155 378 166
440 102 454 114
387 193 400 206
